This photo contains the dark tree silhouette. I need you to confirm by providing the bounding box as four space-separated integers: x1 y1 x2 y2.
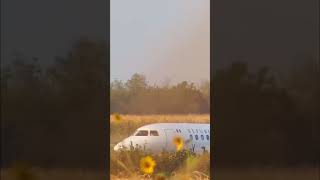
1 42 318 168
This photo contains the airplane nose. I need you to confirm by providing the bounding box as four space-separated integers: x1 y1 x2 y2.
113 138 132 151
114 142 121 151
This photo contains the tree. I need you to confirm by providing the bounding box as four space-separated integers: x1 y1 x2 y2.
212 61 299 166
199 80 210 108
125 73 147 93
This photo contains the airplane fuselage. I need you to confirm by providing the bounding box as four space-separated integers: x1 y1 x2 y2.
113 123 210 154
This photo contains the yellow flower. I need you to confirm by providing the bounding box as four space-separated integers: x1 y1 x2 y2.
140 156 156 174
113 113 122 122
172 136 184 151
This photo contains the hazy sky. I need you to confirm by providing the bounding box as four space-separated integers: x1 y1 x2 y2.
1 0 318 83
111 0 210 84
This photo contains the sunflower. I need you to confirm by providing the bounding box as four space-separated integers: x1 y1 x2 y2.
113 113 122 122
140 156 156 174
172 136 184 151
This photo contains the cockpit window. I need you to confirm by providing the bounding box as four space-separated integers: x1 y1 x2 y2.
150 130 159 136
135 130 148 136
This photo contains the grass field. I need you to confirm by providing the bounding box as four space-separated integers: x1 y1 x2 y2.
213 167 319 180
110 114 211 179
2 114 318 179
1 167 318 180
1 168 106 180
110 114 210 145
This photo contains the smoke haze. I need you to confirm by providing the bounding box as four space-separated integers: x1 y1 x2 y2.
111 0 210 84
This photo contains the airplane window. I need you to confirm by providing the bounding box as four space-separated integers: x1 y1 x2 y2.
201 135 204 140
206 135 209 140
150 130 159 136
176 129 179 133
192 129 195 133
179 129 182 133
195 135 198 140
189 134 193 140
135 130 148 136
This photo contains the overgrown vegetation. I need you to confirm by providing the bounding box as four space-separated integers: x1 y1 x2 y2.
109 114 210 179
1 38 319 171
212 61 319 167
110 114 209 145
110 149 210 179
111 74 210 114
1 39 107 169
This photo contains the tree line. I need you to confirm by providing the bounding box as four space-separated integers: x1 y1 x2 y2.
1 39 319 168
111 74 210 114
212 61 319 167
1 39 108 169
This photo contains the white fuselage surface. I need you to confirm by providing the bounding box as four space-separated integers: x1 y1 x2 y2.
113 123 210 154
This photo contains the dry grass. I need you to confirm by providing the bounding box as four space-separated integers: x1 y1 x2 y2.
0 168 106 180
3 114 318 179
111 114 210 123
110 114 210 145
2 167 318 180
110 149 210 179
213 167 319 180
110 114 210 179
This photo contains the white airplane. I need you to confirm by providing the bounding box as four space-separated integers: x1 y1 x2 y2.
113 123 210 154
